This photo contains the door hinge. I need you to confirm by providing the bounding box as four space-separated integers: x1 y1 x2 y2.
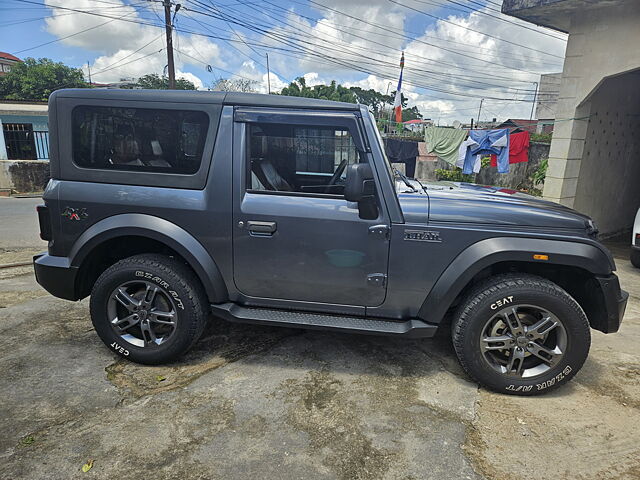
367 273 387 287
368 224 390 239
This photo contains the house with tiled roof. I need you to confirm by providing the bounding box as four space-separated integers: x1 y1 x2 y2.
0 52 21 76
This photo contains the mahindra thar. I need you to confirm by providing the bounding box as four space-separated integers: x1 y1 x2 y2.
34 89 628 395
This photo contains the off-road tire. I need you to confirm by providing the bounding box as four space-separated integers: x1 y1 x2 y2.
631 249 640 268
90 254 208 364
452 274 590 396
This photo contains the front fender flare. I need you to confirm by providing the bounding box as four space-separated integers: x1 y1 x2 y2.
417 236 614 323
69 213 227 303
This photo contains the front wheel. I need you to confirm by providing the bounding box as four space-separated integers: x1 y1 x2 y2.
90 254 208 364
452 274 590 395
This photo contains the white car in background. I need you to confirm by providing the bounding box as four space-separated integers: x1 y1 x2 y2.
632 209 640 268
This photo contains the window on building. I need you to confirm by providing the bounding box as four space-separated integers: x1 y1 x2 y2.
247 123 362 196
72 106 209 174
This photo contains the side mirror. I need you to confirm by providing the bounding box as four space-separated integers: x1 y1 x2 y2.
344 163 378 219
344 163 375 202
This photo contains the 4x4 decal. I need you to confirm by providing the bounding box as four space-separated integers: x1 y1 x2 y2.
61 207 88 221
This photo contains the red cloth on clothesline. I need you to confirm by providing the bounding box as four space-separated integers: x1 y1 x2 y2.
490 131 530 167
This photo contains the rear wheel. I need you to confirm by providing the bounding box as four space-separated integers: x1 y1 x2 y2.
452 274 590 395
631 248 640 268
90 254 208 364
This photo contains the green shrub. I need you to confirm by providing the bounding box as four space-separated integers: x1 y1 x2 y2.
435 168 475 182
531 132 552 143
532 157 548 186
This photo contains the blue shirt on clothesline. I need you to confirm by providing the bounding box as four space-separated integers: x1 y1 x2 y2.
462 129 510 174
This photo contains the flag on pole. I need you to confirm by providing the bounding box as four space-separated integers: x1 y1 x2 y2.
393 52 405 123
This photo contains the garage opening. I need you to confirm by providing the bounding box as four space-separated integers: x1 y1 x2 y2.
573 69 640 237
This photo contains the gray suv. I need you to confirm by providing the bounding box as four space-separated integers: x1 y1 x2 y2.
34 89 627 396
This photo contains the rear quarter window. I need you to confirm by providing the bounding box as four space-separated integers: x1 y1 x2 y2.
72 106 209 174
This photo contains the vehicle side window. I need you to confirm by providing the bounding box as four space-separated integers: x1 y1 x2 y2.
72 106 209 174
247 123 362 196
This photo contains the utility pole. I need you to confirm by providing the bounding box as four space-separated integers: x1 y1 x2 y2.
163 0 176 89
476 99 484 129
266 53 271 94
87 61 92 86
530 81 539 121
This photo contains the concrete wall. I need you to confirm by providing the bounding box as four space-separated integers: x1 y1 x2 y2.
475 142 549 192
0 160 50 193
572 73 640 236
540 1 640 234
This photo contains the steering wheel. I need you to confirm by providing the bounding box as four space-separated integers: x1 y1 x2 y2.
324 159 348 193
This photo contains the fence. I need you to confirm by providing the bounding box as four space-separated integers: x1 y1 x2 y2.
2 123 49 160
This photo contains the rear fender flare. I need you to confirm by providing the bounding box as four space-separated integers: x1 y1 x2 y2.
69 213 227 303
417 236 614 323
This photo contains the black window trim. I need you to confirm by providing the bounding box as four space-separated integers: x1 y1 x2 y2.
239 107 366 200
56 97 222 190
70 104 209 176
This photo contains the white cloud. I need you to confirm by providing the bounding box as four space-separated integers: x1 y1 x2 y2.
43 0 223 87
40 0 567 120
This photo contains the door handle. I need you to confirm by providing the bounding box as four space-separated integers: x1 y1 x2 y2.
247 220 277 236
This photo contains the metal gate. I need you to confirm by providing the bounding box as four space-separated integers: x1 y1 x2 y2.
2 123 49 160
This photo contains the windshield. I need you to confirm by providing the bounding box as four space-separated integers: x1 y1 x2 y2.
367 110 395 189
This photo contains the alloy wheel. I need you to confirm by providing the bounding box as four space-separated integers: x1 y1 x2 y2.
479 304 567 378
107 280 178 348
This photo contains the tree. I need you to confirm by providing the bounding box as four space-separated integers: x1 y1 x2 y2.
0 57 87 101
211 78 258 92
402 106 423 122
280 77 356 103
278 79 423 122
136 73 197 90
349 87 392 116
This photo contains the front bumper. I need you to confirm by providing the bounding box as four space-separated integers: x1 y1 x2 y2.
595 274 628 334
33 253 79 301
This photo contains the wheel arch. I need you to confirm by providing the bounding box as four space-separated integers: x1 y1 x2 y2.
418 237 615 331
70 213 227 303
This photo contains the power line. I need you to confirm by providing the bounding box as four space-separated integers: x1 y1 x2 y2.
186 2 552 96
387 0 564 59
91 47 165 76
414 0 566 41
188 1 549 90
89 33 164 77
21 0 556 105
14 3 145 54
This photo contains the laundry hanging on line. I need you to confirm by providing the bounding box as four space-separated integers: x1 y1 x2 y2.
384 138 418 177
490 130 530 167
456 137 482 174
461 129 510 174
424 126 468 167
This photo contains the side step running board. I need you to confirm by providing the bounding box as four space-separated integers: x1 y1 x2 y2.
210 303 438 338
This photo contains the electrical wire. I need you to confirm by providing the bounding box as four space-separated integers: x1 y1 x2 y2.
387 0 564 59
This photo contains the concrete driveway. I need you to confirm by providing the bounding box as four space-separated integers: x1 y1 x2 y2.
1 243 639 480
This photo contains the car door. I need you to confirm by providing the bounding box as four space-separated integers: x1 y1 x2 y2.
232 107 390 307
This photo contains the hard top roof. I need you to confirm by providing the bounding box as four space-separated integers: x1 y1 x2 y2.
51 89 361 111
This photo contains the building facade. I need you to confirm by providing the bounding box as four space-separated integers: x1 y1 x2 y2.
0 52 20 76
504 0 640 236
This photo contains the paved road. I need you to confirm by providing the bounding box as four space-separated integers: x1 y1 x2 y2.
0 197 46 249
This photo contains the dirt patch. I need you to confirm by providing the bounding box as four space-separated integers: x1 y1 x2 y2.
282 369 394 480
0 248 42 280
0 289 47 308
105 319 299 400
466 384 640 480
0 247 42 265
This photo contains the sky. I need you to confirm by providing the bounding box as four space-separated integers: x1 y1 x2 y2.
0 0 568 124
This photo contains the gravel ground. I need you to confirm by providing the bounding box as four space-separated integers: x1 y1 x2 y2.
0 242 638 480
